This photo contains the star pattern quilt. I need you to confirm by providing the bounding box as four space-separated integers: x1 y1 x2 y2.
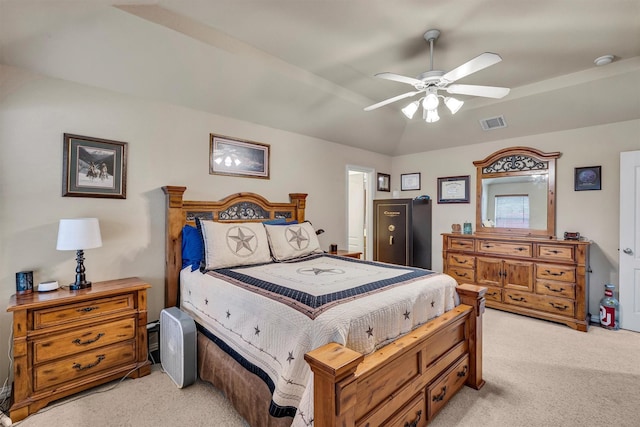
179 254 458 426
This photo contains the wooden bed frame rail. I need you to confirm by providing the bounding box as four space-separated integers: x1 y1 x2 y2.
162 186 486 427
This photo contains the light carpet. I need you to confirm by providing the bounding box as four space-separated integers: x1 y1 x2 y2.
11 309 640 427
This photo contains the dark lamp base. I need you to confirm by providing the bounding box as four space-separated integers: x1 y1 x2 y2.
69 281 92 291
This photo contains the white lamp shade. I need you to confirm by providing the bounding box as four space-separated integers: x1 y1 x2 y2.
444 97 464 114
56 218 103 250
425 108 440 123
401 101 420 119
422 92 440 111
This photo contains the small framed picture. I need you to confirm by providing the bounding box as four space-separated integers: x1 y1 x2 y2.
574 166 601 191
62 134 127 199
401 173 421 191
437 175 470 204
377 173 390 192
210 134 270 179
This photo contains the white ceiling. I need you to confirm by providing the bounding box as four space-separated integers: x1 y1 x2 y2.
2 0 639 156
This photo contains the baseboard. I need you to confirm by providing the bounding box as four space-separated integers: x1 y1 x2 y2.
590 314 600 324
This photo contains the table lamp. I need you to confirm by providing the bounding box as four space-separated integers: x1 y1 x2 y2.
56 218 102 290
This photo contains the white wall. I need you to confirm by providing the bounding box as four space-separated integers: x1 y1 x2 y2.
0 65 392 389
391 119 640 319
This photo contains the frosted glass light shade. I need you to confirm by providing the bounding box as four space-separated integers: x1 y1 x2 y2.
422 93 439 111
425 108 440 123
56 218 102 250
444 97 464 114
401 101 420 119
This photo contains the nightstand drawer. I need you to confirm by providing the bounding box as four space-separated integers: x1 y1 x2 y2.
34 294 135 329
34 340 136 391
33 318 136 364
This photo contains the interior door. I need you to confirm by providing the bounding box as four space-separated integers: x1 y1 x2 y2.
348 172 365 254
620 150 640 331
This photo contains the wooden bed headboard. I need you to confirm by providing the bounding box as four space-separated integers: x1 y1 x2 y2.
162 186 308 308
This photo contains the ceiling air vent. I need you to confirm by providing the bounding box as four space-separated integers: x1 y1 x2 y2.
480 115 507 131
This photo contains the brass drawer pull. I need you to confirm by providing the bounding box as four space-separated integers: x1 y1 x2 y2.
458 272 470 278
544 284 565 293
72 333 105 346
544 270 565 277
508 295 526 302
453 256 468 264
72 354 105 371
76 306 99 313
516 247 526 251
457 365 469 378
482 244 493 249
432 386 447 402
404 410 422 427
549 303 569 311
488 292 499 297
547 249 560 254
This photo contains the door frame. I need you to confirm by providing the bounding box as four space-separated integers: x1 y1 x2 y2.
346 165 375 260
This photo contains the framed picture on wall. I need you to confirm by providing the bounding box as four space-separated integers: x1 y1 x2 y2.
210 134 270 179
401 173 421 191
437 175 470 203
377 173 391 191
62 134 128 199
574 166 601 191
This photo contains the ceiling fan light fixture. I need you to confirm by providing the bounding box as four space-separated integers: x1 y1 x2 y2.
401 101 420 119
422 92 439 111
425 108 440 123
444 97 464 114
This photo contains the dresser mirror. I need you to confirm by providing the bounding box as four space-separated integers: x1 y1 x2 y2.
473 147 561 238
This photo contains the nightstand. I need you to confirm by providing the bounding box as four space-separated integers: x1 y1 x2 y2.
6 277 151 422
330 250 363 259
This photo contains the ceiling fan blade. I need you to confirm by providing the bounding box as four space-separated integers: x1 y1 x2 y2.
446 84 510 99
441 52 502 84
364 90 422 111
375 72 423 86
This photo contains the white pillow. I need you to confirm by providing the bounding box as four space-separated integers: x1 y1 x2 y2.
197 219 272 270
264 221 323 261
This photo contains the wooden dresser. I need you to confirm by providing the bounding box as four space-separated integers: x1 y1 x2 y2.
6 277 151 422
443 234 590 331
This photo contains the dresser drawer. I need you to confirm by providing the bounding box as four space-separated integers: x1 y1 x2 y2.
34 295 135 329
535 280 576 299
477 240 532 257
447 267 475 284
504 290 575 317
448 237 474 251
33 318 136 364
427 354 469 420
447 254 475 269
536 244 575 262
483 286 502 302
536 264 576 283
34 340 136 391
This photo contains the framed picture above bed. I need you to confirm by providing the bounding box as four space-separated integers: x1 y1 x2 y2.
62 133 128 199
209 134 270 179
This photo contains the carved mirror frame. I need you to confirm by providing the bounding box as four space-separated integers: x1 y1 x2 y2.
474 147 561 238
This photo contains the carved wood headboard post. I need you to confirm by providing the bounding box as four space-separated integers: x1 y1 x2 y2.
289 193 307 223
162 186 187 308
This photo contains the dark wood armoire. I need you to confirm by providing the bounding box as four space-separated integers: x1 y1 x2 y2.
373 198 432 269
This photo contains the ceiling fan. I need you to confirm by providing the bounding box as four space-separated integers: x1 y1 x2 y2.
364 29 510 122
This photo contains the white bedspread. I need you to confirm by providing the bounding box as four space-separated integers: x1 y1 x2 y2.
180 254 458 426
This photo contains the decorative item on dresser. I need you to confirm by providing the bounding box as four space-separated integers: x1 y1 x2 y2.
163 186 486 427
373 198 432 268
6 277 151 422
56 218 103 290
443 147 591 331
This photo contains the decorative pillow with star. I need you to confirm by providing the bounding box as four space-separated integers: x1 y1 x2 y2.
264 221 323 261
197 219 272 270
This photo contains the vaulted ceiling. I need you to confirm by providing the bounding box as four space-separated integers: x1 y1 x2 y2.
2 0 639 156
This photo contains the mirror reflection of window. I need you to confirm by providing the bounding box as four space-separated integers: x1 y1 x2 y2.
494 195 530 228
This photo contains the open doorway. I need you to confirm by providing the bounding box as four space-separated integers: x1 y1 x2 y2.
347 166 375 260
